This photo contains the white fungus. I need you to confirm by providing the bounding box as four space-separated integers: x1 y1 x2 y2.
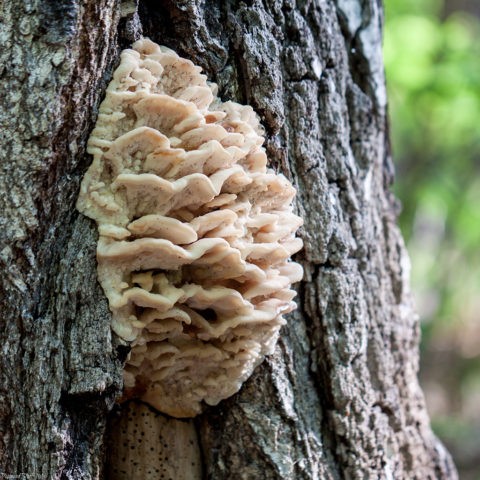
77 38 303 417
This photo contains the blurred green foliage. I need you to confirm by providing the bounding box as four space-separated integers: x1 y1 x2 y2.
383 1 480 476
384 0 480 329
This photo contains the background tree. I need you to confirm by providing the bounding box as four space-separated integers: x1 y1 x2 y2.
0 0 458 478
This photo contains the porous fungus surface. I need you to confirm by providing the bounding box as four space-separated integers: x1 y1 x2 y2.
107 401 202 480
77 38 303 417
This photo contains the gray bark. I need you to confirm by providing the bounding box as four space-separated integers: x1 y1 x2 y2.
0 0 457 479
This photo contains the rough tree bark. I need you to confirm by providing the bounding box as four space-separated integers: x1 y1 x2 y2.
0 0 457 478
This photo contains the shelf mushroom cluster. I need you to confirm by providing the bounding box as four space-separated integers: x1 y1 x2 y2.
77 38 303 417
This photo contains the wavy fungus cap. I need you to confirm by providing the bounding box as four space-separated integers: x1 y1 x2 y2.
77 38 303 418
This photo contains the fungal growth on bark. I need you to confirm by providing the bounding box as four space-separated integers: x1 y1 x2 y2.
77 38 303 417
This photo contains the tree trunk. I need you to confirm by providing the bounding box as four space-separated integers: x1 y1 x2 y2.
0 0 457 478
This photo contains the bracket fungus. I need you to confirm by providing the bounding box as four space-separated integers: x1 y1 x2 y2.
77 38 303 418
